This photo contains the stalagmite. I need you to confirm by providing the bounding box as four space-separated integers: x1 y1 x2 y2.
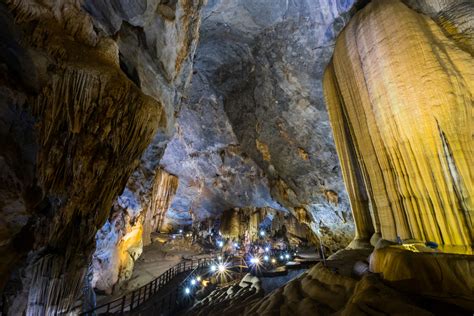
143 169 179 243
324 0 473 250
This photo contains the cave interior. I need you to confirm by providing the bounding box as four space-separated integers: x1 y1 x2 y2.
0 0 473 315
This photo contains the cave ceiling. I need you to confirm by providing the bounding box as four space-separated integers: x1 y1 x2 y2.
159 0 357 241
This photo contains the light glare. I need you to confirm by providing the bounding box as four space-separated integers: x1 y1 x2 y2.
218 264 226 273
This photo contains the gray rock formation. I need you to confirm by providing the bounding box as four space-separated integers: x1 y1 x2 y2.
161 0 359 252
160 72 285 226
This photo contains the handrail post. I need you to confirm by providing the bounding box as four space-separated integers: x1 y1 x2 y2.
120 295 126 314
130 291 135 310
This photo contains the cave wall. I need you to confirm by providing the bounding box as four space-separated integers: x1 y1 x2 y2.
180 0 362 252
159 71 285 228
91 169 178 294
323 0 473 249
0 0 204 313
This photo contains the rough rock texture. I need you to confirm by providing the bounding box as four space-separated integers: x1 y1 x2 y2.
208 251 473 315
370 246 474 311
91 169 178 294
0 0 203 314
160 72 284 226
162 0 362 253
324 0 473 249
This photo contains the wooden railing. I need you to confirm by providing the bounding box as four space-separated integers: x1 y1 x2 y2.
80 257 216 315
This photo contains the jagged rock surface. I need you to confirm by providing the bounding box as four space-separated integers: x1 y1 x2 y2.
160 73 284 226
0 0 203 314
323 0 473 248
161 0 361 253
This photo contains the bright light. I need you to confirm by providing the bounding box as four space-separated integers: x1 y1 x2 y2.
210 265 217 272
233 243 238 247
191 279 196 286
265 247 270 252
196 276 201 281
249 256 262 267
259 231 265 236
218 241 223 247
185 287 190 294
218 256 222 261
179 229 183 233
218 264 226 273
172 235 176 239
293 252 297 256
285 254 290 259
279 255 284 260
271 258 276 264
263 255 269 261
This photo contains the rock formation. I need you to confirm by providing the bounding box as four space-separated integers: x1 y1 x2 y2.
92 169 178 294
1 0 472 314
210 248 473 315
219 207 310 244
324 0 473 250
161 0 362 253
0 0 203 314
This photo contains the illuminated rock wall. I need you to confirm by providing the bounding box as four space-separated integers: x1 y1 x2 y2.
92 169 178 293
323 0 473 249
220 207 310 243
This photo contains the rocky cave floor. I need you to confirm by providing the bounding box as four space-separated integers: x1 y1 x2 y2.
91 235 474 316
183 247 474 316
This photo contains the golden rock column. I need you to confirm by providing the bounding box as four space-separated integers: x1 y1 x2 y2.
324 0 473 249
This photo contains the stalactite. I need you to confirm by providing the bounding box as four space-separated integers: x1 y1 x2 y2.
1 3 163 312
323 0 473 250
